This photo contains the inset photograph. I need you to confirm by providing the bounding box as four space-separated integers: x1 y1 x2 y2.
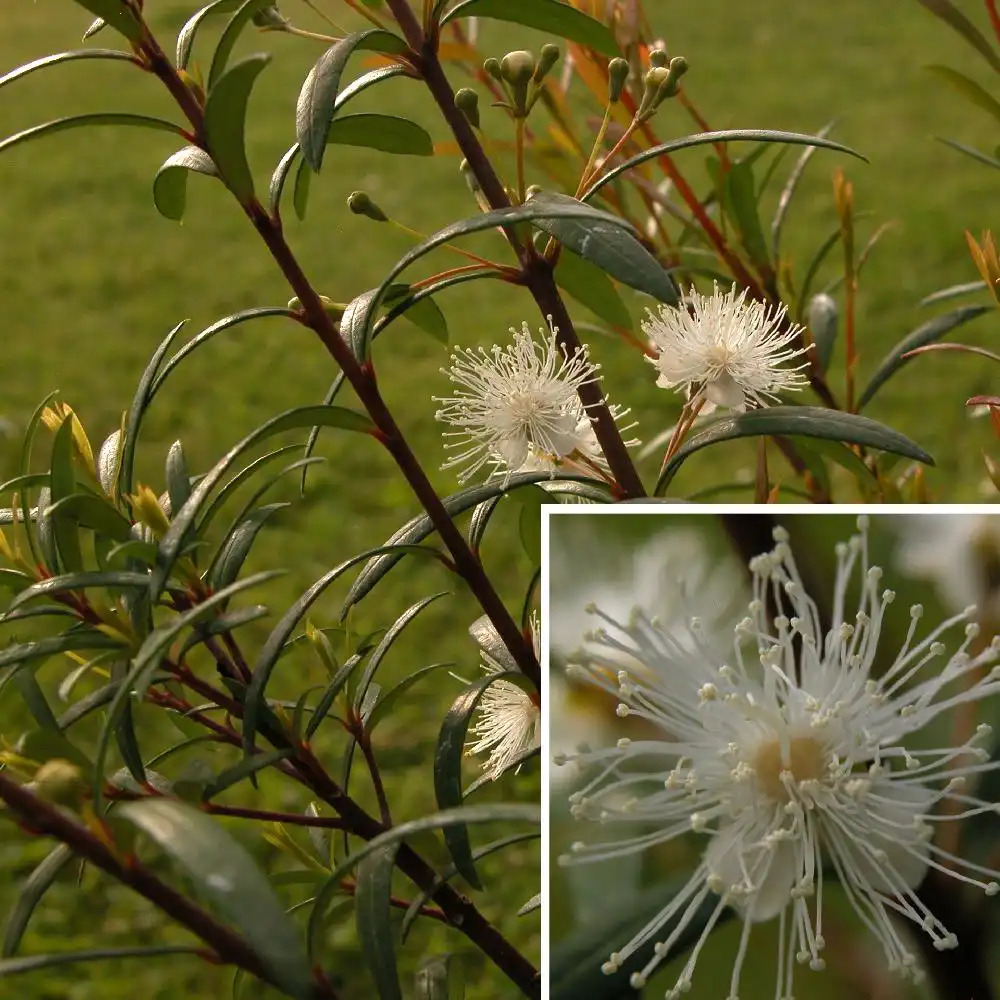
547 510 1000 1000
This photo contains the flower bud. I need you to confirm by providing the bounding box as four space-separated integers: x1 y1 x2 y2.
33 759 85 807
483 57 502 81
608 57 629 103
129 484 171 540
648 48 669 69
98 428 123 497
347 191 387 222
656 56 689 100
534 43 560 82
807 293 839 373
500 50 536 87
252 4 290 28
460 159 481 194
455 87 480 128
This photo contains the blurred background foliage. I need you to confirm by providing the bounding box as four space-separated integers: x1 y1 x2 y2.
2 0 1000 996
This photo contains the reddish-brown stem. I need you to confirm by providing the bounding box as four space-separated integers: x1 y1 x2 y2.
987 0 1000 48
386 0 646 499
139 44 538 692
355 722 392 827
201 803 348 829
0 772 332 997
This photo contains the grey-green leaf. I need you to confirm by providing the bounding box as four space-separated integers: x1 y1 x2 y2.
204 54 272 204
326 113 432 156
69 0 142 41
857 305 990 410
153 146 220 222
656 406 934 493
0 115 184 160
118 798 313 999
355 845 402 1000
0 50 136 93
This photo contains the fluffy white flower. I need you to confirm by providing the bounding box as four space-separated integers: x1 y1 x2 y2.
560 517 1000 999
466 615 541 782
434 322 636 484
642 282 809 412
896 514 1000 623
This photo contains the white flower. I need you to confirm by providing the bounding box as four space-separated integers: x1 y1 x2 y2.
434 322 636 484
466 615 541 781
642 282 809 412
896 514 1000 623
560 517 1000 999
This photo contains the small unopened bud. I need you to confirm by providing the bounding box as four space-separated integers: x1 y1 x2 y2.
608 57 629 103
807 293 839 373
455 88 480 128
500 50 536 86
525 184 543 199
534 44 560 82
658 56 689 98
252 4 290 28
483 57 502 81
130 484 171 539
347 191 387 222
648 48 669 69
33 759 85 807
460 159 481 194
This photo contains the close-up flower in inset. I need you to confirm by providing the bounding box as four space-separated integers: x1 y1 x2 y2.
433 321 636 484
466 615 541 782
558 517 1000 999
642 282 810 412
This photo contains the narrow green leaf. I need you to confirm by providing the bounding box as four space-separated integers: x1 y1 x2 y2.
0 115 184 159
241 545 441 757
203 54 271 204
355 845 402 1000
383 285 449 343
117 798 313 999
209 0 274 89
69 0 142 41
151 405 373 601
120 320 187 497
202 748 294 801
772 120 837 256
292 159 312 220
2 846 74 958
5 571 150 612
857 305 990 410
442 0 619 57
656 406 934 493
582 129 863 201
916 0 1000 72
366 662 453 731
530 191 678 304
165 441 192 515
209 503 288 591
414 954 458 1000
325 113 433 156
13 671 59 731
0 50 136 92
153 146 220 222
553 247 631 327
150 308 295 401
434 671 531 889
177 0 243 68
925 65 1000 126
296 30 409 172
48 419 83 574
269 65 409 217
937 135 1000 171
0 946 200 978
725 159 769 267
44 493 134 543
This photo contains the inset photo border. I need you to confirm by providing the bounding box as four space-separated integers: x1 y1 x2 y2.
542 506 1000 1000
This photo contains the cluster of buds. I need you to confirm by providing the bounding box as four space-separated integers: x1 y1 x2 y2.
480 44 561 119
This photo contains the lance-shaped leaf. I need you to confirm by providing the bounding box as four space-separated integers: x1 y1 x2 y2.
204 54 271 204
0 633 125 673
118 798 313 999
44 494 133 544
0 115 184 158
5 570 150 614
0 50 137 92
153 146 220 222
296 30 409 172
325 113 432 156
442 0 618 57
2 845 74 958
529 191 678 304
581 129 863 202
177 0 243 68
69 0 142 41
208 0 275 89
355 844 402 1000
857 305 990 410
925 65 1000 126
0 945 201 977
655 406 934 493
553 247 631 328
433 671 532 889
916 0 1000 72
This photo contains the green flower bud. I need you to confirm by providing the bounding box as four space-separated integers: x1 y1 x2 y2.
455 87 480 128
657 56 689 100
483 57 502 81
534 43 560 82
347 191 388 222
460 159 481 194
252 4 290 28
33 759 85 807
500 50 536 86
608 57 629 103
807 293 838 373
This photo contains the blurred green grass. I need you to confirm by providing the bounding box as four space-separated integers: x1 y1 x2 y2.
1 0 999 996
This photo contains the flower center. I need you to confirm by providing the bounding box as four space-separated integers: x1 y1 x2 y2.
752 735 826 801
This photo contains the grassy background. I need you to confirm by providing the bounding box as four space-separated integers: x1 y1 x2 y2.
1 0 999 997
